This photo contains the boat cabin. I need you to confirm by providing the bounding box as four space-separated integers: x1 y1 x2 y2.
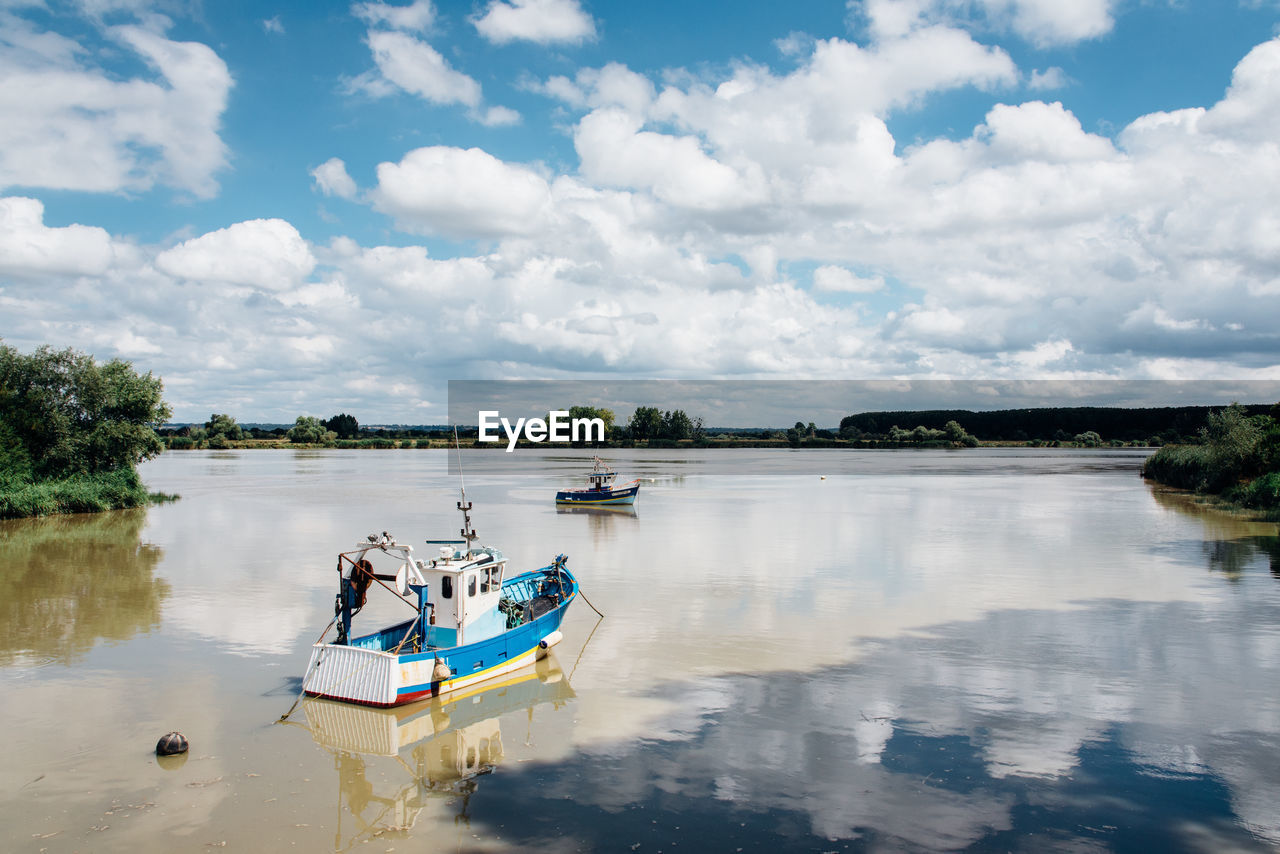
334 535 509 653
586 458 617 491
418 540 509 648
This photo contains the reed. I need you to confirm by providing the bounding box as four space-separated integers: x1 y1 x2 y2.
0 468 156 519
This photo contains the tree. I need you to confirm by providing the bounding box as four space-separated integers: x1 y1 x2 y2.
287 416 334 444
662 409 693 441
324 413 360 439
944 420 979 447
567 405 615 433
0 343 170 479
205 413 243 442
1074 430 1102 447
628 406 663 442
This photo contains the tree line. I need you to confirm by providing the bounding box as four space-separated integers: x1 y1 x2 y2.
838 406 1271 445
1 343 172 517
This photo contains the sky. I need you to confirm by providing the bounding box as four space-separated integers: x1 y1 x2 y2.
2 0 1280 424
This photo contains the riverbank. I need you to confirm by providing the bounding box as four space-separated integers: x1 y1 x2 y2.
0 468 177 519
164 436 1155 451
1140 404 1280 518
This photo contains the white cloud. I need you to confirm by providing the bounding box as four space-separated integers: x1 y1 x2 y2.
262 16 284 35
473 0 596 45
0 17 232 198
370 146 552 238
348 17 520 125
0 196 114 277
352 0 435 33
479 104 522 126
859 0 1115 47
311 157 358 199
358 30 480 106
154 219 316 291
1027 66 1068 90
814 266 886 293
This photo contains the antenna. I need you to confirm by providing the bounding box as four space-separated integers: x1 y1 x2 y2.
453 425 477 556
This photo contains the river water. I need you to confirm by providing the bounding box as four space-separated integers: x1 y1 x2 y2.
1 448 1278 852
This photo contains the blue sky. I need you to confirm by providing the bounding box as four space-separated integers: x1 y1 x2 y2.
2 0 1280 422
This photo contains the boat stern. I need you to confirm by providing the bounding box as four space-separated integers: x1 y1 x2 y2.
303 643 400 707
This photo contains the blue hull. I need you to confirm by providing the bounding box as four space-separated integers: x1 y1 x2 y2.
305 566 577 707
555 483 640 505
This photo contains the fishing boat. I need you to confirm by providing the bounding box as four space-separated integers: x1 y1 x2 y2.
555 457 640 506
301 494 577 708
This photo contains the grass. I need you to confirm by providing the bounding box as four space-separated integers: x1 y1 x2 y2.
0 468 176 519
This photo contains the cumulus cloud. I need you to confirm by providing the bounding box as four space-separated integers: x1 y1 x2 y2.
370 146 552 238
352 0 436 32
859 0 1115 47
154 219 316 291
355 30 480 106
814 266 886 293
1027 66 1068 90
347 4 520 124
7 13 1280 420
473 0 597 45
311 157 358 199
0 16 232 198
0 196 115 277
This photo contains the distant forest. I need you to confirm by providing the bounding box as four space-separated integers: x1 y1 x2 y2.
839 405 1277 444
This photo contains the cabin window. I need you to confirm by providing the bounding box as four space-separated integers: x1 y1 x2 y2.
441 576 453 599
481 565 501 592
468 574 476 597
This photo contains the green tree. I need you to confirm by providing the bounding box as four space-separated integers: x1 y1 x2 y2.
944 420 979 447
287 416 334 444
567 406 615 433
628 406 663 442
662 409 693 441
204 413 243 442
0 343 170 478
1074 430 1102 447
324 413 360 439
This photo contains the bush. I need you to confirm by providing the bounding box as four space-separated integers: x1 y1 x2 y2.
1224 472 1280 510
1142 404 1265 492
0 468 153 519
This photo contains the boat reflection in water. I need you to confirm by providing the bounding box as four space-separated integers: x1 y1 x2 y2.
554 503 638 518
300 655 574 850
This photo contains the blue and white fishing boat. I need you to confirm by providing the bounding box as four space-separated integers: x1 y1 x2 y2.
555 457 640 506
302 494 577 708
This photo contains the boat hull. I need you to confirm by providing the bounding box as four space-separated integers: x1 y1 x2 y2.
304 578 576 708
555 482 640 505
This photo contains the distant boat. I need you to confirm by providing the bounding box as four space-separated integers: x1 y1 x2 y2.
555 457 641 506
301 494 577 708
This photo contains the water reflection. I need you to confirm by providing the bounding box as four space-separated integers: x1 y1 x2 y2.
0 509 168 666
298 657 574 851
1148 485 1280 579
467 599 1280 852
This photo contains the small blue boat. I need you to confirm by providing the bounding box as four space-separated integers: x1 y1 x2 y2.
302 496 576 708
555 457 640 506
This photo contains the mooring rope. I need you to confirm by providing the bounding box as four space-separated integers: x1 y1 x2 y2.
276 616 336 722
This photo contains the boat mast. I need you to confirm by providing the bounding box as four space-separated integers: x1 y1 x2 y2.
453 426 478 557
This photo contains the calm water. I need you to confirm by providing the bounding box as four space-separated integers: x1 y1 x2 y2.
2 449 1279 852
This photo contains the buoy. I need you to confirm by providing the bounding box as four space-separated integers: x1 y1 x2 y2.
156 732 188 756
432 658 452 682
536 630 563 660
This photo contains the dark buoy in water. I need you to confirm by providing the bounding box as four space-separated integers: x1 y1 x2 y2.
156 732 188 756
